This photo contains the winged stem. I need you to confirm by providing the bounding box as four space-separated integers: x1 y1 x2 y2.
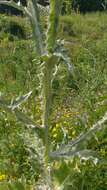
46 0 61 53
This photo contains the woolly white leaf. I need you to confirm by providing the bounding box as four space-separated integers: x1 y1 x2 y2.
50 112 107 160
50 148 98 160
9 91 32 110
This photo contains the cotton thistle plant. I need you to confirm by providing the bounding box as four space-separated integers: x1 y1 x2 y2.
0 0 107 189
0 0 69 187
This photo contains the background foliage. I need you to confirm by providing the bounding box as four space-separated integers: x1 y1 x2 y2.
72 0 106 13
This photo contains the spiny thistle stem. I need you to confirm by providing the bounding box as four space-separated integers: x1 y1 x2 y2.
41 59 54 161
41 0 62 164
40 2 62 187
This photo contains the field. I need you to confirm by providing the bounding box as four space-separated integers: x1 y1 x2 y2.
0 11 107 189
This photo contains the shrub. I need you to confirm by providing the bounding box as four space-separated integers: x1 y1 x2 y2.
72 0 106 13
0 15 31 40
0 4 23 15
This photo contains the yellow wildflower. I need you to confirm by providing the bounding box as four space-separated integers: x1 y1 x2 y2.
0 174 7 181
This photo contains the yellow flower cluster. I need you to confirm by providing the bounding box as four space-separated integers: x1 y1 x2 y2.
0 173 7 181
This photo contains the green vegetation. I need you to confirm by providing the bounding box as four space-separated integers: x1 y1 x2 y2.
72 0 106 13
0 3 107 190
62 0 107 14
